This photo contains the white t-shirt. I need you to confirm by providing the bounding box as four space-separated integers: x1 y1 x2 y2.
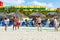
47 19 50 24
4 19 9 24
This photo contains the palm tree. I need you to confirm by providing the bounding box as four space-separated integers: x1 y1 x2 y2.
0 7 8 14
41 10 48 15
0 7 4 12
37 9 41 13
9 6 16 13
18 8 23 13
4 7 8 13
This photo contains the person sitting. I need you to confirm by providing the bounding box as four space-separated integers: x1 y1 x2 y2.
25 19 28 27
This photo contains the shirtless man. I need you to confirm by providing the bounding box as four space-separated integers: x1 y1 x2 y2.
36 17 42 31
54 18 59 31
17 16 20 29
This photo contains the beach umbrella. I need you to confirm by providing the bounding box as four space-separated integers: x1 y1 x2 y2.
6 12 24 20
6 12 15 17
0 12 7 18
6 12 14 19
57 13 60 17
28 12 46 17
15 12 25 20
7 12 24 17
54 13 60 19
47 12 57 16
15 12 24 17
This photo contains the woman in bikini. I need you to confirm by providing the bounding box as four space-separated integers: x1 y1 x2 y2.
13 16 17 30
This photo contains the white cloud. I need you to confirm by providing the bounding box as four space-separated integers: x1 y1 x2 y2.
29 1 53 8
1 0 53 8
2 0 25 6
47 3 53 7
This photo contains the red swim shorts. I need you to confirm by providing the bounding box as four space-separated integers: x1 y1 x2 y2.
17 22 20 27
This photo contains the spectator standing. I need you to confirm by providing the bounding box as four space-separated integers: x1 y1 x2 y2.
17 16 20 29
36 17 42 31
4 18 9 31
13 17 17 30
54 18 59 31
25 19 28 27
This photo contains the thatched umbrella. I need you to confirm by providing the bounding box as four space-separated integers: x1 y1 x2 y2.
56 13 60 22
28 12 46 18
47 12 57 16
6 12 24 20
0 12 7 19
57 13 60 17
6 12 15 17
15 12 25 20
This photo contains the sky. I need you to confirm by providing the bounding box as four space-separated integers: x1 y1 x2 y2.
1 0 60 8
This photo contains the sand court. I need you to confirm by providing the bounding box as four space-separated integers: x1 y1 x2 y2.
0 27 60 40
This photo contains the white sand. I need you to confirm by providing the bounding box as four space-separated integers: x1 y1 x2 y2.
0 27 60 40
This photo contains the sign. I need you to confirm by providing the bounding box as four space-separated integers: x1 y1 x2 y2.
0 1 3 6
